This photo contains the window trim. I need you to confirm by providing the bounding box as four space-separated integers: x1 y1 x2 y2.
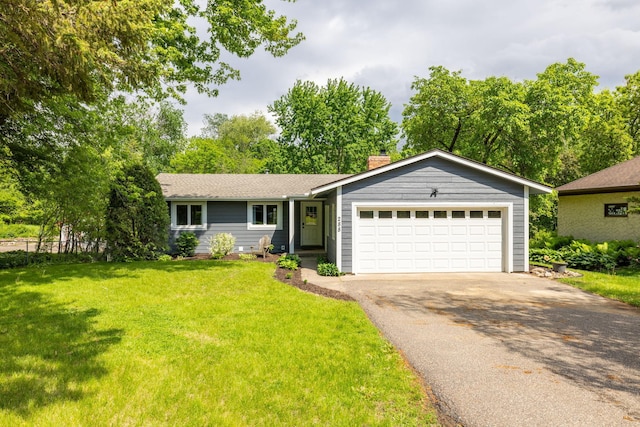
247 201 283 230
171 201 207 230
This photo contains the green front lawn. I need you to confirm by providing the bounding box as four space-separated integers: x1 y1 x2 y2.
559 266 640 307
0 260 437 426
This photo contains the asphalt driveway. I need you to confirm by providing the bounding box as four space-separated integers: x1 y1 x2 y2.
304 269 640 426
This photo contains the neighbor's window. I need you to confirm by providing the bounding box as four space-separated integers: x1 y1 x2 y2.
416 210 429 219
452 210 466 219
470 210 483 219
397 210 411 219
604 203 628 217
488 210 502 219
248 202 282 230
172 203 206 229
378 210 392 219
433 210 447 219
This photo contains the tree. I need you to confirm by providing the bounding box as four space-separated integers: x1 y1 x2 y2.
172 112 276 173
401 59 599 183
95 97 188 174
615 70 640 155
0 0 304 124
402 66 473 156
578 90 633 177
105 163 170 261
268 78 398 174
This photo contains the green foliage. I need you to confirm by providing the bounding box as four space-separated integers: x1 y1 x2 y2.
529 230 573 249
0 224 39 239
209 233 236 259
105 163 170 261
172 112 277 174
239 253 257 261
175 232 199 257
277 259 299 271
529 193 558 235
317 262 341 277
401 59 609 184
268 78 398 173
530 235 638 271
0 0 303 123
277 253 301 270
529 248 563 264
0 251 96 269
157 254 173 262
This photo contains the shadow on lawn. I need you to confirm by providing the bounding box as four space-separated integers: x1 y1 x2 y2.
0 284 123 416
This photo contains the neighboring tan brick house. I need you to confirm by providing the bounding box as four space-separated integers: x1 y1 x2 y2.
556 156 640 242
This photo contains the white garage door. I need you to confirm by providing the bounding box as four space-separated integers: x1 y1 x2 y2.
356 208 503 273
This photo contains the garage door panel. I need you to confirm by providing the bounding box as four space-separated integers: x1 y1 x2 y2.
396 226 413 236
415 242 431 252
396 242 413 252
415 226 431 235
356 208 504 273
433 226 450 235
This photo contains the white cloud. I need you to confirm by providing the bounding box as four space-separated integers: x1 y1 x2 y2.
182 0 640 135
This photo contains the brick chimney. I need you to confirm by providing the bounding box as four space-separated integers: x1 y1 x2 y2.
367 150 391 170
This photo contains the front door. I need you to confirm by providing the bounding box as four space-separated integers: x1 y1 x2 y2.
300 201 323 246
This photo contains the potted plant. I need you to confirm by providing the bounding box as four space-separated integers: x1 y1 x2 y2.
551 260 567 273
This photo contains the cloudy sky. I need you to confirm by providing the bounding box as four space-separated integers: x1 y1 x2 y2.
182 0 640 136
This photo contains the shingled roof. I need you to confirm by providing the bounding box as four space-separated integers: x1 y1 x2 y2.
157 173 351 199
556 156 640 195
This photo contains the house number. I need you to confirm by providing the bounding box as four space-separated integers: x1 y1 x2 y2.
604 203 628 217
337 216 341 232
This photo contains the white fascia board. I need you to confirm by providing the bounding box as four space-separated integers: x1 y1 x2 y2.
310 150 552 195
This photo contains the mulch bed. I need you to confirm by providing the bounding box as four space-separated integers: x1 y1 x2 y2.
190 253 354 301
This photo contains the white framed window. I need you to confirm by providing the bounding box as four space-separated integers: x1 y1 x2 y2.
247 202 283 230
171 202 207 230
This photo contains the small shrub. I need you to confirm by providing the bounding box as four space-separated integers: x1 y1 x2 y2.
277 254 301 270
277 258 299 270
317 262 341 277
565 252 616 272
529 248 563 264
285 272 293 279
239 253 257 261
158 254 172 262
209 233 236 259
175 232 199 257
0 251 98 269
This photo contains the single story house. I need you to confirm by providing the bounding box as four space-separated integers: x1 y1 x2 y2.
157 149 551 274
556 156 640 242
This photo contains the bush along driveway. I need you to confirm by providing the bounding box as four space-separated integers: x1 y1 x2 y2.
328 272 640 426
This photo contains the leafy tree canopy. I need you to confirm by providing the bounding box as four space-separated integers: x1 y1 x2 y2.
171 112 276 173
268 78 398 174
0 0 304 123
402 58 602 183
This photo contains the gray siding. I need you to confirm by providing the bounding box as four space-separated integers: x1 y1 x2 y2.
340 157 526 272
169 201 290 254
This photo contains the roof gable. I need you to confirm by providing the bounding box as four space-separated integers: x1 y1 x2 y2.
310 149 552 195
556 156 640 195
